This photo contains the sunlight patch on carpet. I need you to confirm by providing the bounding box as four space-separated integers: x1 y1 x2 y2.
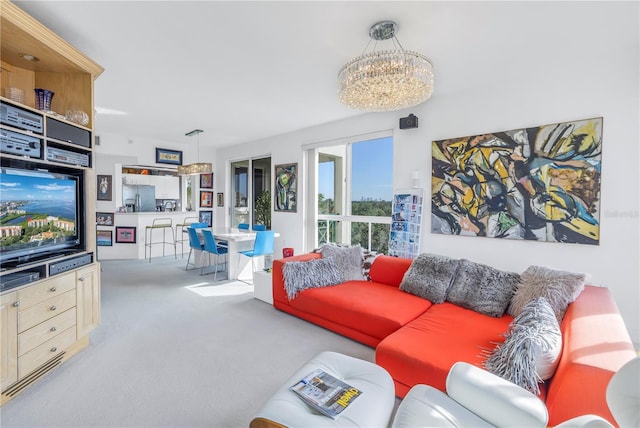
184 281 253 297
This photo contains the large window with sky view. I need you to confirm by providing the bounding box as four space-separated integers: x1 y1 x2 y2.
317 136 393 253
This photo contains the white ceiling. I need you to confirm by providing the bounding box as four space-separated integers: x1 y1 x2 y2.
12 1 635 150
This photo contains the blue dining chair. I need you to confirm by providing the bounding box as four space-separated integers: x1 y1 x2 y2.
185 223 207 270
201 229 229 279
238 223 250 230
238 230 275 284
252 224 266 231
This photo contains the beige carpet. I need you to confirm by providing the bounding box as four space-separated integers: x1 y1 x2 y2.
1 257 379 427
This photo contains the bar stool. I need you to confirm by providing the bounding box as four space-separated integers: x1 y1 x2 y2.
175 216 198 258
145 218 176 262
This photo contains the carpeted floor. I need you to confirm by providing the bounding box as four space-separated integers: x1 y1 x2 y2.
0 257 379 427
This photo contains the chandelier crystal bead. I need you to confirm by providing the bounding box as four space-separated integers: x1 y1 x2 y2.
337 21 434 112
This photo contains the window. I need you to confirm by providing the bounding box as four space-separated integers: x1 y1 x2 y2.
315 135 393 253
230 157 271 229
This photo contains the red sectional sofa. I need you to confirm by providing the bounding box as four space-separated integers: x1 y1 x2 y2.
272 253 636 426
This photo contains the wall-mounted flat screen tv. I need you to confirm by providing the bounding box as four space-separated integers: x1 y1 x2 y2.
0 159 85 268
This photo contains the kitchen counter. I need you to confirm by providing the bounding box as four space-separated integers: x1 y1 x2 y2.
116 211 193 215
97 211 202 260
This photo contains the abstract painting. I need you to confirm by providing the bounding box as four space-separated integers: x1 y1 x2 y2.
431 117 602 245
275 163 297 212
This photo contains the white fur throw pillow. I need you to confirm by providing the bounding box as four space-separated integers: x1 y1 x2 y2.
282 258 343 300
399 253 460 303
508 265 586 323
485 297 562 395
318 243 365 281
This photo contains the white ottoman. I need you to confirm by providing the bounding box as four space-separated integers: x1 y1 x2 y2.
250 351 395 428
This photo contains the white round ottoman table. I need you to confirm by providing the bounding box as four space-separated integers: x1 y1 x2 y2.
250 351 396 428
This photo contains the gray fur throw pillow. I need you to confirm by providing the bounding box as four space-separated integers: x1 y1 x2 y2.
318 243 365 281
446 259 520 317
508 265 586 323
282 257 343 300
399 253 460 303
485 297 562 395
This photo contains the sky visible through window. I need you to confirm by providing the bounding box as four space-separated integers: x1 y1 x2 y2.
318 136 393 201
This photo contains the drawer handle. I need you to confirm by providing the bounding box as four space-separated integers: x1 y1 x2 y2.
78 276 85 282
13 301 20 307
50 326 57 332
50 347 57 352
50 287 57 292
50 305 57 311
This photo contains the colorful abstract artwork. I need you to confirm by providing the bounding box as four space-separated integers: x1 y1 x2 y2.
275 163 297 212
431 117 602 245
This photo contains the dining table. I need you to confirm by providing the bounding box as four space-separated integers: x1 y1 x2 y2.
196 227 278 281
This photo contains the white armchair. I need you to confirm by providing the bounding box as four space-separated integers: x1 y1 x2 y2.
391 357 639 428
391 362 548 428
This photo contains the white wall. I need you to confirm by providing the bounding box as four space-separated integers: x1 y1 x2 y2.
214 3 639 345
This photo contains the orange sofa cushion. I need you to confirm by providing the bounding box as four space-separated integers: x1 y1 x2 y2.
376 302 516 397
289 281 432 343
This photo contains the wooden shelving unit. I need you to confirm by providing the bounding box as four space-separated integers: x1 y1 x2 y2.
0 0 104 404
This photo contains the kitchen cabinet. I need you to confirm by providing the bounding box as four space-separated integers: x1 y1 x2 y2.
155 175 180 200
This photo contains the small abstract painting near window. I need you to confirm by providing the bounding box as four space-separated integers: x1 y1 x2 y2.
431 117 602 245
275 163 297 212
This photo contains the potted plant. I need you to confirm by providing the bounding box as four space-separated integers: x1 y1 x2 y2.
255 190 271 229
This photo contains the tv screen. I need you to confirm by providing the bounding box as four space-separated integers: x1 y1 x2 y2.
0 161 84 267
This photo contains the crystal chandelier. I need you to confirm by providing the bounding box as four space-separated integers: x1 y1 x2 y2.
177 129 212 175
337 21 434 112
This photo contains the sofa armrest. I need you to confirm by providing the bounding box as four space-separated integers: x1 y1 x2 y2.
546 286 636 426
272 253 321 306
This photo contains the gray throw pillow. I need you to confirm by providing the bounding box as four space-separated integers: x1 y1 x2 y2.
508 265 586 323
399 253 460 303
446 259 520 317
318 243 365 281
485 297 562 395
282 257 343 300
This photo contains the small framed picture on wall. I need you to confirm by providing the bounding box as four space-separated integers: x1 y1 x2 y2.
97 175 112 201
96 212 114 226
115 226 137 244
217 192 224 207
199 210 212 227
200 173 213 189
97 230 113 246
200 191 213 208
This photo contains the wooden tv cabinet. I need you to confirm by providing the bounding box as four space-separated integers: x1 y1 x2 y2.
0 0 104 404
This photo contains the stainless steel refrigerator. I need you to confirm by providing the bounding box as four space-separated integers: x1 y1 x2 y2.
122 184 156 212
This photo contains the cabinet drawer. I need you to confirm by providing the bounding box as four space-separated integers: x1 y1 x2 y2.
18 308 76 356
17 272 75 309
18 326 76 378
18 290 76 333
